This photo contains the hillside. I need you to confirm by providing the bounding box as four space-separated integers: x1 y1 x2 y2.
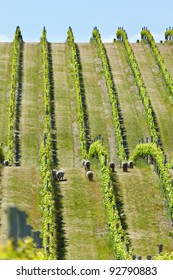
0 27 173 260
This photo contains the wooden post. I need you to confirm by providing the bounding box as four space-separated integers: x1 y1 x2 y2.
44 133 47 147
158 244 163 253
164 154 167 165
104 154 107 166
45 155 47 164
125 243 129 252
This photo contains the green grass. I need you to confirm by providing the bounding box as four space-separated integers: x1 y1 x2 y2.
20 43 44 166
51 43 114 259
132 41 173 162
0 40 173 259
78 42 118 163
105 41 150 154
116 163 173 258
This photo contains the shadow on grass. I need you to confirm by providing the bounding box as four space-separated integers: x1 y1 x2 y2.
110 170 131 240
53 180 68 260
14 39 24 166
47 43 67 259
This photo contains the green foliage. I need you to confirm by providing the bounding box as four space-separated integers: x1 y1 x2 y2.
116 28 159 144
40 27 56 259
0 238 44 260
141 28 173 97
0 144 5 163
130 143 173 218
92 27 126 163
165 29 173 40
153 251 173 260
89 140 132 260
6 26 23 164
67 27 87 159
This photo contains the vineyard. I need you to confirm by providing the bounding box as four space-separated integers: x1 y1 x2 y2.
0 26 173 260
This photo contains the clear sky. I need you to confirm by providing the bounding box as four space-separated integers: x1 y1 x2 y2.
0 0 173 42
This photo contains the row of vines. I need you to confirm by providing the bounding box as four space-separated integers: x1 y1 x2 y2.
39 27 56 259
116 28 159 145
1 26 173 259
116 27 173 248
67 27 132 259
141 28 173 97
92 27 127 163
6 26 23 164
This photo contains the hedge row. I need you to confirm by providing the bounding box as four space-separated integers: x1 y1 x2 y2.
141 28 173 97
67 26 87 159
130 142 173 218
92 27 126 163
89 140 132 259
40 27 56 259
165 28 173 41
7 26 23 164
116 28 159 144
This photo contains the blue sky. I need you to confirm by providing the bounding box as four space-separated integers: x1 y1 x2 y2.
0 0 173 42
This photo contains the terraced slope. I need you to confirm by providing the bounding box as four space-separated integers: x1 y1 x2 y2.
132 41 173 162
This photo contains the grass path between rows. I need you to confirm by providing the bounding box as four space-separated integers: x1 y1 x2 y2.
157 42 173 78
104 42 150 154
51 43 114 259
79 41 173 258
132 41 173 162
0 43 44 244
0 43 13 236
78 42 117 163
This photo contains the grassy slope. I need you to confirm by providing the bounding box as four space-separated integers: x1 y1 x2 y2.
0 43 12 234
0 43 44 243
104 41 150 154
157 42 173 78
78 41 173 258
51 43 114 260
132 41 173 162
78 42 117 163
0 41 172 259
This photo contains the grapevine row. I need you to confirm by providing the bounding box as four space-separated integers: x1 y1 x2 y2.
165 27 173 41
67 27 131 259
130 143 173 219
141 27 173 97
116 28 160 145
40 27 56 259
6 26 23 164
89 140 132 259
92 27 127 163
67 27 88 159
